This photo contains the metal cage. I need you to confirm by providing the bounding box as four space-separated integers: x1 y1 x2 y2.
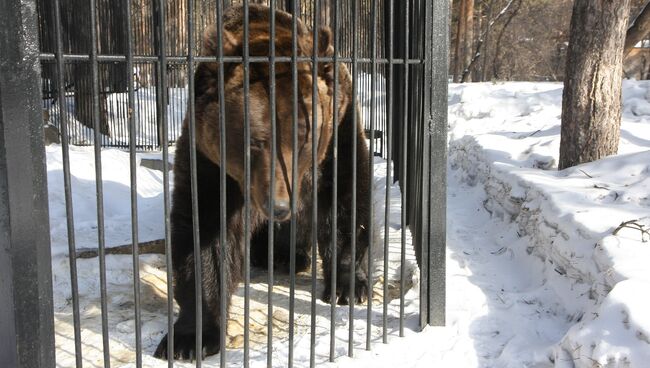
0 0 448 366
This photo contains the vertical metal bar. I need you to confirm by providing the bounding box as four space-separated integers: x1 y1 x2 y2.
366 0 377 351
348 0 358 356
410 0 425 282
155 0 164 150
309 0 320 366
425 0 448 327
0 0 55 366
408 0 422 330
389 1 402 196
329 0 340 362
155 0 174 364
267 2 277 368
52 0 83 365
185 0 202 365
89 0 111 364
242 1 251 367
288 0 299 365
399 0 410 338
414 0 430 331
138 73 143 148
125 0 143 365
382 0 394 345
216 0 228 366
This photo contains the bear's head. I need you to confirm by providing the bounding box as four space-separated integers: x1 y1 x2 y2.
192 5 352 222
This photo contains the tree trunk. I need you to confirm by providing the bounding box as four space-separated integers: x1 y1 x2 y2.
480 0 495 82
98 0 128 92
559 0 631 170
625 2 650 57
453 0 467 82
462 0 474 82
69 0 110 136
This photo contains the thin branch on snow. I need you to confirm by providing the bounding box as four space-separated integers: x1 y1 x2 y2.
76 239 166 258
613 219 649 242
578 169 593 178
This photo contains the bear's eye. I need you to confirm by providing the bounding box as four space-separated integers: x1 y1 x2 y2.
250 139 266 151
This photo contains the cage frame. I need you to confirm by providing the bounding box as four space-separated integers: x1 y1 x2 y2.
0 0 448 366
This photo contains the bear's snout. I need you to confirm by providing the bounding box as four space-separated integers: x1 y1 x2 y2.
255 196 292 222
266 199 291 221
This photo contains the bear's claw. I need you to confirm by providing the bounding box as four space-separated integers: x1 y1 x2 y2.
322 269 369 305
154 330 220 361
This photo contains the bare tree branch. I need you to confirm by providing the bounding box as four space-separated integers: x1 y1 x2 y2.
625 1 650 56
461 0 519 82
491 0 523 80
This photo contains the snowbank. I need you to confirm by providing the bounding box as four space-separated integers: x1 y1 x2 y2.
449 81 650 367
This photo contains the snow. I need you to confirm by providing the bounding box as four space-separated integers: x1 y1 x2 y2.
46 145 168 256
49 152 419 367
446 81 650 367
47 79 650 367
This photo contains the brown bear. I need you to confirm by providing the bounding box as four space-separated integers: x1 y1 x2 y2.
154 4 371 360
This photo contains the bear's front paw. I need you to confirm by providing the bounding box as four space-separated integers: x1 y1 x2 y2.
322 269 369 305
154 329 220 361
275 248 311 274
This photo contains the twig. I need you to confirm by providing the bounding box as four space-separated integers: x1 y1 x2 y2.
460 0 519 82
578 169 592 178
526 129 541 138
491 0 524 81
612 219 649 242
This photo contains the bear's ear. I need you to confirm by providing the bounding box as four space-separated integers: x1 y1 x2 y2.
194 26 238 98
194 62 217 99
202 25 238 56
317 27 335 94
318 27 334 58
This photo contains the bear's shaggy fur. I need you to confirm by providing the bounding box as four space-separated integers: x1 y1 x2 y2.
154 4 371 360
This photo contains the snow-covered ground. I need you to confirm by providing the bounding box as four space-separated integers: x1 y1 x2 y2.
341 81 650 367
47 80 650 367
448 81 650 367
49 148 419 367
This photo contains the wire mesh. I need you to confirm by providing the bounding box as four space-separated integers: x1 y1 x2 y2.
37 0 389 154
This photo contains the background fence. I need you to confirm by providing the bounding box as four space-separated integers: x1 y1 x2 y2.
1 0 448 366
37 0 390 151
